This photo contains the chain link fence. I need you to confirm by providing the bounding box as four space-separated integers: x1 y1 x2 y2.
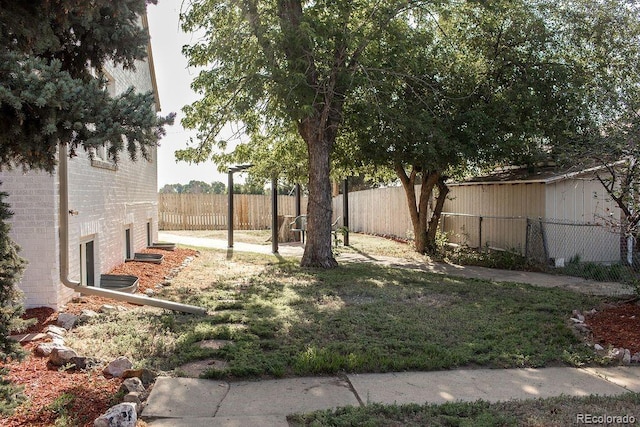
440 213 639 284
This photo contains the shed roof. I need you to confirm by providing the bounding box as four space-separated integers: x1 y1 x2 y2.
450 163 621 186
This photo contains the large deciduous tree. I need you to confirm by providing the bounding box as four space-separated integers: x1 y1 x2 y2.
179 0 420 268
340 0 594 253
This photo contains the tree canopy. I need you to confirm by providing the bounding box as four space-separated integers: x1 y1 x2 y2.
180 0 424 267
178 0 640 259
337 0 598 252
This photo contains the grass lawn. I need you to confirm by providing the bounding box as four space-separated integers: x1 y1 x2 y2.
288 393 640 426
67 247 610 378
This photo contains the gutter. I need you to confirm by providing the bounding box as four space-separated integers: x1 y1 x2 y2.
58 144 207 315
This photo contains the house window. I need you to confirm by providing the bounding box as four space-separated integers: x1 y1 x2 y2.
90 144 117 171
125 226 132 260
79 240 95 286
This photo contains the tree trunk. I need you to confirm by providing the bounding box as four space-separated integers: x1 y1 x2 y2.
425 178 449 253
396 165 443 254
299 119 338 268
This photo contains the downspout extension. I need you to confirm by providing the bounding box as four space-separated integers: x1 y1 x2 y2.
58 144 207 315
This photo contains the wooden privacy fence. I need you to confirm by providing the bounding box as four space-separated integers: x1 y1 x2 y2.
158 193 307 230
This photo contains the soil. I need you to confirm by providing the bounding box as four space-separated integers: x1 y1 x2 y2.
2 248 197 427
1 247 638 426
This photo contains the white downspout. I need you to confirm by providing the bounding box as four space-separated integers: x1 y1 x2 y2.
58 144 207 315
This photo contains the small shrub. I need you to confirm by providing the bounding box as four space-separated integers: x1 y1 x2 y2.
444 245 530 270
0 369 25 416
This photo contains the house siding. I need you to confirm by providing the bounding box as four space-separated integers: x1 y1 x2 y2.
0 55 158 309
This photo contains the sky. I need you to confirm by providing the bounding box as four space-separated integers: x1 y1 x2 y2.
146 2 235 189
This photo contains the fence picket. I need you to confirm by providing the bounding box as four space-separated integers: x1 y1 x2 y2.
158 193 307 230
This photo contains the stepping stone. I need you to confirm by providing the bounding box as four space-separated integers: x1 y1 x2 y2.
197 340 232 350
176 359 229 378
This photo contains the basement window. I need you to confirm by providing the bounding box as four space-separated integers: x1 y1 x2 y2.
125 226 133 260
146 221 152 247
79 240 95 286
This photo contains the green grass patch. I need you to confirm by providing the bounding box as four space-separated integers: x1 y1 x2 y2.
66 248 615 378
288 393 640 426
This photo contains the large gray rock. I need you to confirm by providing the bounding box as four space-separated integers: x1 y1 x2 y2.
122 368 157 386
103 356 133 378
78 309 99 324
56 313 78 329
93 402 137 427
119 377 145 394
49 346 78 366
35 342 66 357
123 392 143 415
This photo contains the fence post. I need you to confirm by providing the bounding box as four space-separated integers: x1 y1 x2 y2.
525 218 530 260
479 216 483 250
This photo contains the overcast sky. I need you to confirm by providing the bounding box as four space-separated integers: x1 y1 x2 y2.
147 2 236 189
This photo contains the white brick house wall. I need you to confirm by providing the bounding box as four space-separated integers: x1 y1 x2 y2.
1 24 160 309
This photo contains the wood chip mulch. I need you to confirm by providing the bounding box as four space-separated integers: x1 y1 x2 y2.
586 301 640 354
2 248 197 426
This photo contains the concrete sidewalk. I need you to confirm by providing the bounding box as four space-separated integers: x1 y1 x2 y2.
158 232 633 296
142 367 640 426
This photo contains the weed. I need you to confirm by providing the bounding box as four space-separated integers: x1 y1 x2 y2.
45 393 78 426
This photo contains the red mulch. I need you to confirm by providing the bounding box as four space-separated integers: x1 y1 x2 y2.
2 248 197 426
586 301 640 354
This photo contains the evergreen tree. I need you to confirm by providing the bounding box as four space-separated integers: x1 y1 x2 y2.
0 0 174 171
0 184 28 361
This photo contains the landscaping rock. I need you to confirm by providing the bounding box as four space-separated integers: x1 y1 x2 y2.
123 392 143 414
9 333 47 343
49 346 78 366
120 377 145 394
103 356 133 378
610 348 625 361
69 356 103 371
35 342 65 357
594 344 605 351
99 304 118 314
78 309 99 324
46 325 67 337
122 368 157 386
93 402 137 427
623 349 632 364
56 313 78 329
571 310 585 322
144 289 155 297
632 352 640 363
